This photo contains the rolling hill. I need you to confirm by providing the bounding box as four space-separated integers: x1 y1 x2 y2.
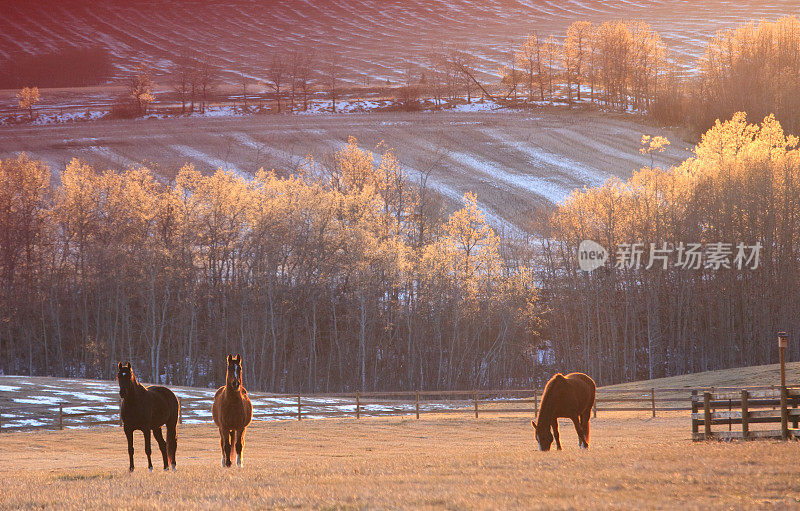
2 0 798 85
0 109 691 233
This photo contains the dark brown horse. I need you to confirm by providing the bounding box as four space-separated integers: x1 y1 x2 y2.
212 354 253 467
531 372 595 451
117 362 179 471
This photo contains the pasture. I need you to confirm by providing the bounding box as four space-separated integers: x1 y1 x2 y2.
1 413 798 510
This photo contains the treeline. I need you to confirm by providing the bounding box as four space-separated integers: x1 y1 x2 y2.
540 113 800 382
0 47 114 88
499 20 671 112
691 16 800 134
3 115 798 388
0 139 541 392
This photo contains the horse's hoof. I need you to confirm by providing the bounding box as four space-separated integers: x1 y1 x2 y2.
148 467 153 473
171 465 176 471
129 467 134 472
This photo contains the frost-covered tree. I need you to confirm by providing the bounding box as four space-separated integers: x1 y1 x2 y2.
16 86 40 120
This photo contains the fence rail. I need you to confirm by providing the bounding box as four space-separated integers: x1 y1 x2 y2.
2 385 794 432
691 387 800 441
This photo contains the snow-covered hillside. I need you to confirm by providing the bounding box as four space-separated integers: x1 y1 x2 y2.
0 375 466 430
2 0 797 84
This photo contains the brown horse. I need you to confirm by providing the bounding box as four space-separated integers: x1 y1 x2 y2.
116 362 179 471
531 372 595 451
212 354 253 467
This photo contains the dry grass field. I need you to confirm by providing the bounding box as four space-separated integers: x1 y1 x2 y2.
1 412 799 510
604 362 800 392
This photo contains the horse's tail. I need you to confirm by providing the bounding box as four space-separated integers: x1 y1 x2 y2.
585 418 590 442
166 394 179 468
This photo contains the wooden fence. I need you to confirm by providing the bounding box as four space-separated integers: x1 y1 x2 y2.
691 386 800 441
0 386 745 432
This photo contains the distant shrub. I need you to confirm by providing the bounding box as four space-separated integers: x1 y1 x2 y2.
108 96 139 119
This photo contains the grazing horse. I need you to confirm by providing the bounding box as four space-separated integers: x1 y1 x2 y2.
531 372 595 451
116 362 179 471
212 354 253 467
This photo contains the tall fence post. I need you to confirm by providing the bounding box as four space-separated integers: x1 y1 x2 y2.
473 391 478 419
780 386 789 440
691 390 699 440
651 388 656 418
59 404 63 430
415 391 420 420
593 398 597 419
297 394 302 421
703 392 712 439
533 389 538 417
741 389 749 440
356 391 360 419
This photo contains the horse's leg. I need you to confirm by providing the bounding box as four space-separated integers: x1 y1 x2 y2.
571 416 587 449
551 420 562 450
152 427 169 470
220 428 232 467
235 428 244 467
581 410 591 446
143 428 154 472
166 421 177 470
218 428 226 467
125 427 135 472
227 431 235 467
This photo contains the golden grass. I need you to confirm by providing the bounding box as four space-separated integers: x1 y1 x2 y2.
1 413 799 510
603 362 800 392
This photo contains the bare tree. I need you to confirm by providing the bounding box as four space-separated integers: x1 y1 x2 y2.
197 57 217 114
564 21 593 103
323 54 340 113
266 52 287 113
239 72 251 113
543 36 560 104
517 34 545 102
172 54 193 114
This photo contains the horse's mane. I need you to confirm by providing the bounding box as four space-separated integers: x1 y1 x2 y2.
128 370 148 396
536 373 566 423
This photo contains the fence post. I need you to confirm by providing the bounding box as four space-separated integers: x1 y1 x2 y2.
593 398 597 419
533 389 538 416
703 392 712 440
691 390 698 439
356 391 360 419
473 391 478 419
781 386 789 440
415 391 420 420
297 394 302 421
59 404 63 430
741 389 749 441
178 399 182 424
651 388 656 418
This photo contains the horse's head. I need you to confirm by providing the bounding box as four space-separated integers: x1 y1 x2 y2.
226 354 242 391
117 362 134 398
531 420 554 451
